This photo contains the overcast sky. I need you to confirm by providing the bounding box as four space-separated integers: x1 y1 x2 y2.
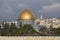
0 0 60 21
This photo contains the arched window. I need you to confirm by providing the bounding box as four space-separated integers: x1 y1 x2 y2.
36 21 40 25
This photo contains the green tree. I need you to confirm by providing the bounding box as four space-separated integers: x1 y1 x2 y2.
1 23 10 36
51 28 60 36
19 24 40 36
39 26 48 36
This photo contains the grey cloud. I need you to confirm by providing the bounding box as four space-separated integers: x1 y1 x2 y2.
0 0 60 21
40 3 60 18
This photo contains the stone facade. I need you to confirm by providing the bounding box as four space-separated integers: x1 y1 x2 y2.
0 36 60 40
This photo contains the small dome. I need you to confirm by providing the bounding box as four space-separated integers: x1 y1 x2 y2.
18 9 34 20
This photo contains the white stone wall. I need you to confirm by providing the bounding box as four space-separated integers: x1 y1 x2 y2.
39 20 46 26
6 21 18 26
52 18 60 28
52 24 60 28
34 19 46 26
0 36 60 40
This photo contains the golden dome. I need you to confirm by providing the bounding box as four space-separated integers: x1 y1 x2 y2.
18 9 34 20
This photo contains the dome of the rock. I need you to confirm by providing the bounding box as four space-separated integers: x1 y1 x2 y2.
18 9 34 20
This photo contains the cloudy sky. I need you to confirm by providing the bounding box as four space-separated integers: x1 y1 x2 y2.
0 0 60 21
